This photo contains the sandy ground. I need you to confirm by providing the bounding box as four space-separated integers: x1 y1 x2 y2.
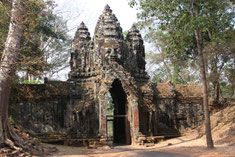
44 106 235 157
45 130 235 157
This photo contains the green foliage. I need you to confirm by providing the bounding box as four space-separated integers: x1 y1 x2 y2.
106 103 114 115
151 69 167 83
23 80 43 84
130 0 234 56
106 92 114 115
130 0 235 97
0 0 71 80
123 30 129 41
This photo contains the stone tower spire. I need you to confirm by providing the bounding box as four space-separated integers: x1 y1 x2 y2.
104 4 112 13
127 25 146 72
70 22 91 73
93 5 127 66
94 5 124 41
72 21 91 51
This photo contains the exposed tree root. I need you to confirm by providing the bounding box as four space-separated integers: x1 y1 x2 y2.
0 120 26 148
0 121 57 156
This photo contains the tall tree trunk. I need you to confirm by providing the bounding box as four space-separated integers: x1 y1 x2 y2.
193 0 214 149
0 0 24 149
195 29 214 149
211 55 221 104
214 81 220 102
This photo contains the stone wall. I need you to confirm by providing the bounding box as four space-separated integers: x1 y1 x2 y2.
153 82 204 135
9 81 204 138
9 82 71 136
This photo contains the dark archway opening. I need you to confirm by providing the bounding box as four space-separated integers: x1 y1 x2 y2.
109 79 131 145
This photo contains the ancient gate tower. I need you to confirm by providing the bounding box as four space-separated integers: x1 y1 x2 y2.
9 4 204 146
69 5 155 145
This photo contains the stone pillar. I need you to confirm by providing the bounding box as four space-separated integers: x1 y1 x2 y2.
153 111 158 135
98 98 107 137
129 98 139 145
148 111 153 136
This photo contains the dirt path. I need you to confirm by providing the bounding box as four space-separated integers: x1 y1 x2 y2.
45 133 235 157
45 143 235 157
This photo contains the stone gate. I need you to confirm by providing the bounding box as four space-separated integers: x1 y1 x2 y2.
10 5 204 146
68 5 155 144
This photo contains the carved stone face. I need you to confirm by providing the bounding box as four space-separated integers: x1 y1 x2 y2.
70 5 146 78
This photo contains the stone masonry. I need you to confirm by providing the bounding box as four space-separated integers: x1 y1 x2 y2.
9 5 204 146
68 5 155 144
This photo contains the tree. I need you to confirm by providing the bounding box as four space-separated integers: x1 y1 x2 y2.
205 23 235 101
0 0 24 148
193 0 214 148
134 0 234 99
128 0 233 149
0 0 70 150
0 1 72 82
41 15 72 79
17 1 71 81
147 51 200 84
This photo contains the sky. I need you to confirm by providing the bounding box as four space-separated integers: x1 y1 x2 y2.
55 0 138 37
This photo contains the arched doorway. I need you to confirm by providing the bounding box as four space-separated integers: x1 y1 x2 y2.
107 79 131 145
